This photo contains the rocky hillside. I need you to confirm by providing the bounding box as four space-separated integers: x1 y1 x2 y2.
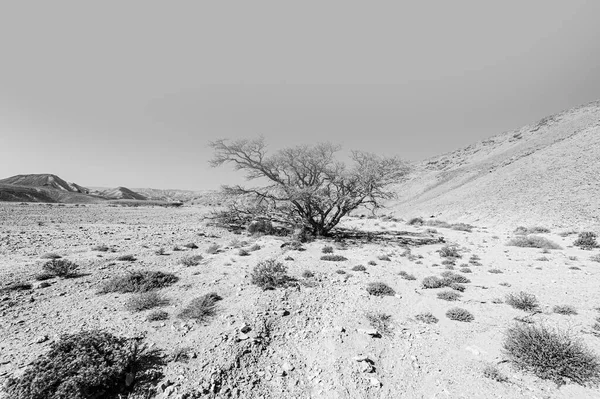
96 187 148 201
0 174 89 194
390 100 600 230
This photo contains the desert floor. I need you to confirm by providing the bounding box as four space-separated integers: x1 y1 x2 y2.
1 202 599 398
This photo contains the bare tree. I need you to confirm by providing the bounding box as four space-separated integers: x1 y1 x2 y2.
209 137 410 236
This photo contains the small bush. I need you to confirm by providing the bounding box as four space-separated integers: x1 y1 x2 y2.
335 269 346 275
117 254 136 261
42 259 80 278
451 223 473 232
399 271 416 280
41 252 62 259
460 267 472 273
505 291 539 311
247 219 274 235
301 270 314 278
441 259 455 266
591 254 600 263
321 245 334 254
366 282 396 296
569 266 581 270
422 276 445 289
172 246 182 251
574 232 598 250
483 364 508 382
407 217 424 226
284 256 294 261
238 248 250 256
184 242 198 249
515 226 550 235
154 247 166 256
503 323 600 385
415 312 438 324
439 244 461 258
449 283 466 292
179 292 222 321
249 244 261 251
437 290 461 301
365 312 393 336
206 244 221 254
507 236 561 250
147 310 169 321
440 271 471 284
98 271 178 294
321 255 348 261
92 245 110 252
446 307 474 322
1 282 33 292
536 256 549 262
180 255 203 267
488 268 503 274
553 305 577 315
5 330 154 399
251 259 292 290
34 272 54 281
368 260 377 266
352 265 366 272
125 291 169 312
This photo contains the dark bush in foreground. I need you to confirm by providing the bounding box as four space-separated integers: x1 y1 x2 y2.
251 259 292 290
98 271 178 294
42 259 80 278
507 236 561 250
125 291 169 312
446 307 474 322
573 232 598 250
366 282 396 297
4 330 157 399
503 323 600 386
505 291 539 312
415 312 438 324
321 255 348 261
179 293 222 322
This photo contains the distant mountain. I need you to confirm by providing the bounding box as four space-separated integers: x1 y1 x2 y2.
0 174 89 194
132 188 218 204
97 187 147 200
390 100 600 230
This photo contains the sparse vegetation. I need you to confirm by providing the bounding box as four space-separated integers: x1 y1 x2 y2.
460 267 472 273
42 259 80 278
98 271 178 294
488 268 503 274
365 312 393 336
147 310 169 321
179 292 222 321
206 244 221 254
125 291 169 312
451 223 473 232
439 244 461 258
249 244 261 251
180 255 203 267
505 291 539 312
399 271 416 280
352 265 366 271
483 364 508 382
184 242 198 249
117 254 136 261
507 235 561 250
321 255 348 261
503 323 600 386
4 330 158 399
92 245 110 252
446 307 474 322
415 312 438 324
591 254 600 263
1 282 33 292
553 305 577 315
301 270 314 278
437 290 461 301
515 226 550 235
574 232 598 250
366 282 396 296
407 217 424 226
368 260 377 266
321 245 334 254
251 259 293 290
422 276 445 289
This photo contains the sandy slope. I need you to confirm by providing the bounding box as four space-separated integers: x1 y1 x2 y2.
1 203 599 398
390 100 600 230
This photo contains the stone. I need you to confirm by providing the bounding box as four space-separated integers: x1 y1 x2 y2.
240 324 251 333
369 377 382 387
358 328 380 337
35 335 49 344
352 355 369 362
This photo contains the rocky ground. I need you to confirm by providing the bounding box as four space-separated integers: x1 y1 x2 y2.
1 202 600 398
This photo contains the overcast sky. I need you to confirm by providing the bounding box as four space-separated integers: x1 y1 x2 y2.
1 1 599 190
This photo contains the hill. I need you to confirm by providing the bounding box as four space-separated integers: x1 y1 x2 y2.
390 100 600 230
0 174 89 194
97 187 147 201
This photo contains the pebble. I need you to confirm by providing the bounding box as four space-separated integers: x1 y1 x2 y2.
35 335 48 344
369 377 382 387
358 328 380 337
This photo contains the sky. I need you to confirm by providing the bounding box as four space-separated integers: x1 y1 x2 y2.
1 0 600 190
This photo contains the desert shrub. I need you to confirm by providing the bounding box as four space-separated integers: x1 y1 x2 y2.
286 240 305 251
365 312 393 336
98 271 178 294
460 267 472 273
335 269 346 274
441 259 455 266
41 252 62 259
352 265 366 271
422 276 445 289
440 271 471 284
505 291 539 311
451 223 473 232
321 255 348 261
116 254 136 261
206 244 221 254
1 282 33 292
407 217 424 226
553 305 577 315
284 256 294 261
399 271 416 280
368 260 377 266
488 268 503 274
172 246 182 251
591 254 600 263
444 264 455 270
439 244 461 258
574 232 598 250
92 245 110 252
515 226 550 235
568 256 578 261
536 256 549 261
446 307 474 322
425 219 451 228
301 270 314 278
321 245 334 254
449 283 466 292
503 323 600 385
437 290 461 301
507 236 561 250
180 255 203 267
179 293 222 321
238 248 250 256
125 291 169 312
147 310 169 321
470 254 480 261
154 247 166 256
251 259 292 290
184 242 198 249
366 282 396 297
483 364 508 382
249 244 261 251
247 219 274 235
34 272 54 281
42 259 79 278
569 266 581 270
415 312 438 324
4 330 152 399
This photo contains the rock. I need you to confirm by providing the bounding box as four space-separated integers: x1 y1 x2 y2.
277 309 290 317
34 281 51 289
333 325 345 333
237 333 249 341
158 379 174 393
282 362 294 372
369 377 382 387
35 335 48 344
240 324 251 333
352 355 369 362
358 328 380 337
359 361 374 373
